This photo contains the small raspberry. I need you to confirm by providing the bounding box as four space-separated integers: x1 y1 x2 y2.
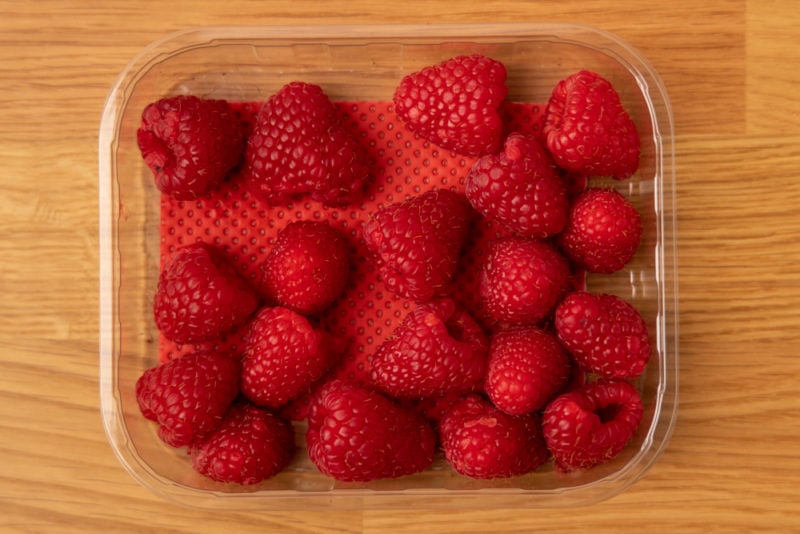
370 298 489 399
306 379 436 482
393 54 508 156
137 95 244 199
439 394 549 479
554 291 650 380
543 70 640 179
135 350 240 448
543 380 643 472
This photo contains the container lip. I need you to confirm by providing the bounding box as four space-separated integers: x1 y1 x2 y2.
97 21 678 510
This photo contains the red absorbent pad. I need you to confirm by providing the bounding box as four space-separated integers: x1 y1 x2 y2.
158 100 547 385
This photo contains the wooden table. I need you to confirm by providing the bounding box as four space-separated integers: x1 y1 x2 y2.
2 1 799 532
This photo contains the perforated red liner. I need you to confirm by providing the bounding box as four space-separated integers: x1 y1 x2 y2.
158 100 549 386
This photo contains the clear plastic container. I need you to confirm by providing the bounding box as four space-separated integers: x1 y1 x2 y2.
98 23 678 509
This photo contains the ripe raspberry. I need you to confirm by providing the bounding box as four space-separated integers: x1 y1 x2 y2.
241 307 340 409
189 402 295 485
543 70 640 179
363 188 473 302
543 380 643 472
393 54 508 156
485 327 572 415
370 298 489 399
245 81 371 206
153 243 258 345
306 379 436 482
465 132 568 238
137 95 244 199
554 291 650 380
479 236 571 326
439 394 549 479
558 188 642 274
260 220 351 316
135 350 240 448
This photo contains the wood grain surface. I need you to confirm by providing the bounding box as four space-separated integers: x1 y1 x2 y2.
2 1 799 532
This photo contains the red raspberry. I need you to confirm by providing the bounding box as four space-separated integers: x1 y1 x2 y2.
465 132 568 238
558 188 642 274
554 291 650 380
153 243 258 344
245 81 371 206
363 188 473 302
137 95 244 199
393 54 508 156
260 220 351 316
543 70 640 179
479 236 571 326
135 350 240 448
370 298 489 399
543 380 643 472
439 394 549 479
241 307 340 408
189 402 295 485
485 327 572 415
306 379 436 482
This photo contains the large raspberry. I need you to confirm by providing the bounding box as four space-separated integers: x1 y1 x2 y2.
306 379 436 482
363 188 473 302
393 54 508 156
465 132 568 238
370 298 489 399
543 70 640 179
245 81 371 206
137 95 244 199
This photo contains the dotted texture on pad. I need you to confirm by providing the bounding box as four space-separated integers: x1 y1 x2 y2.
158 100 546 385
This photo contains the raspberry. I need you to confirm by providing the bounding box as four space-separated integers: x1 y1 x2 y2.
370 298 489 399
439 394 549 479
479 235 571 326
244 81 371 206
363 188 473 302
558 188 642 274
260 220 351 316
554 291 650 380
393 54 508 156
189 402 295 485
543 70 640 179
241 307 341 409
485 327 572 415
465 132 568 238
135 350 240 448
543 380 643 472
153 243 258 345
137 95 244 199
306 379 436 482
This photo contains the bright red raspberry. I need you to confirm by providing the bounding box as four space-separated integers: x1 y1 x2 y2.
260 220 351 316
306 379 436 482
554 291 650 380
465 132 568 238
479 236 571 326
241 307 340 409
153 243 259 345
439 394 549 479
543 380 643 472
137 95 244 199
543 70 640 179
189 402 295 485
370 298 489 399
135 350 240 448
393 54 508 156
558 188 642 274
485 327 572 415
245 81 371 206
363 188 473 302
